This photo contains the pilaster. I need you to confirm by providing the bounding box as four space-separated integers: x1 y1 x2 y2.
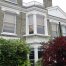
34 46 38 63
33 14 37 34
44 18 48 35
26 14 29 35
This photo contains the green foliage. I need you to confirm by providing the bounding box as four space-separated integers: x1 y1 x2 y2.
0 38 30 66
36 58 42 66
42 37 66 66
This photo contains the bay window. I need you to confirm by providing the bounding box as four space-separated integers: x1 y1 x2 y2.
27 14 45 35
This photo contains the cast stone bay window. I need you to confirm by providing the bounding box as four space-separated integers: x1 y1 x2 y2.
3 12 16 34
28 14 45 35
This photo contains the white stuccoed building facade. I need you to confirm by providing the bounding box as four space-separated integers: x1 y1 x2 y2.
0 0 66 66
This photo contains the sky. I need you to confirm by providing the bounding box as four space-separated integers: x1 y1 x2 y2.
23 0 66 13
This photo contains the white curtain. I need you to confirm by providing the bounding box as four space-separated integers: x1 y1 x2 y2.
4 12 16 24
36 14 44 26
51 23 58 31
28 15 33 25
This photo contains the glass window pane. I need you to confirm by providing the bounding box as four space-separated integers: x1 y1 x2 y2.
62 26 66 36
37 25 44 34
4 12 16 23
37 15 44 26
52 31 57 37
51 23 58 37
52 24 56 31
29 25 33 34
29 48 34 66
63 33 66 36
3 12 16 33
62 26 65 33
51 24 58 31
37 14 44 34
3 22 15 33
38 48 43 58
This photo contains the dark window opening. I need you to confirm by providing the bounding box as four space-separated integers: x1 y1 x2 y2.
29 25 34 34
29 50 34 66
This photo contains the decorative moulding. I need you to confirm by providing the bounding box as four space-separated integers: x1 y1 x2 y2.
1 6 20 14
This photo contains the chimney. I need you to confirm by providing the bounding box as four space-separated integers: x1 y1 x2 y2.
17 0 23 6
43 0 52 8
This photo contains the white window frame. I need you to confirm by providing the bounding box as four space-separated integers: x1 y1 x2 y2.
1 12 17 36
28 14 34 34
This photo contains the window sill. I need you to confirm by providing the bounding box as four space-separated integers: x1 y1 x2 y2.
1 32 17 36
23 34 50 37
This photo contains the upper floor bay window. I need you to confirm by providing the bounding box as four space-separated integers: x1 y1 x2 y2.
36 14 44 34
3 12 16 34
28 14 34 34
5 0 17 3
26 13 46 35
51 23 59 37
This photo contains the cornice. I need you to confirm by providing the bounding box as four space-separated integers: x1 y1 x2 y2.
0 1 47 13
48 15 66 23
47 6 66 17
26 7 47 13
0 1 27 13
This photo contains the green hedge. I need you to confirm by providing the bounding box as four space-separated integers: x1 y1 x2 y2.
0 38 30 66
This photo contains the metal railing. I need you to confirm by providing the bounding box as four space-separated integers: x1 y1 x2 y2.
23 1 43 7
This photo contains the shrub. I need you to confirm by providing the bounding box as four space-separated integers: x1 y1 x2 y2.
42 37 66 66
0 38 30 66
